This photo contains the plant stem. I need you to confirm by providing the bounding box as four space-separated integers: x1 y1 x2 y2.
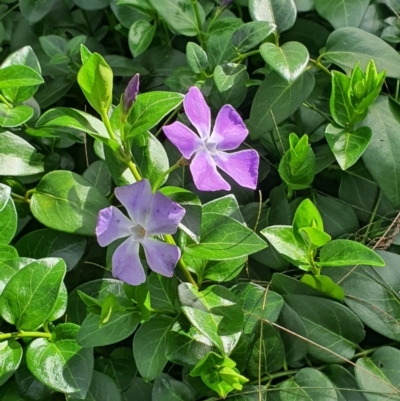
0 94 13 108
155 107 181 137
231 49 260 63
252 369 300 384
309 58 331 76
396 80 400 102
191 0 205 48
0 3 19 21
363 190 382 244
152 162 182 192
0 331 51 342
11 193 28 203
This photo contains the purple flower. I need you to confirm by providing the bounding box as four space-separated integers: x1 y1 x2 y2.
122 73 140 116
163 87 259 191
96 179 185 286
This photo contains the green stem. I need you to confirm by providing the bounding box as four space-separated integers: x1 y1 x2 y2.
126 160 142 182
11 193 28 203
0 3 19 21
191 0 205 48
0 331 51 342
363 190 382 244
0 94 13 108
24 188 35 203
231 49 260 63
309 58 331 76
152 162 183 193
252 369 300 384
396 80 400 102
155 107 181 137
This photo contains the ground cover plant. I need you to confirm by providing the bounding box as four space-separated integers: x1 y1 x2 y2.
1 0 400 399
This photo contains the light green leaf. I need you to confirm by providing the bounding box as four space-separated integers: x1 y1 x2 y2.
153 374 195 401
0 197 17 245
186 42 209 74
0 65 43 89
128 20 156 58
330 70 353 127
0 131 44 176
0 104 33 127
30 171 110 236
0 340 22 386
213 63 246 93
300 274 345 301
260 41 309 82
318 239 385 267
232 21 276 53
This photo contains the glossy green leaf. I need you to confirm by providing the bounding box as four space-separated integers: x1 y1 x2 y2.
39 35 67 58
77 310 140 347
0 341 22 386
95 347 136 392
78 53 113 116
83 160 112 197
0 257 34 295
249 0 296 32
0 131 44 176
249 71 315 138
203 195 244 223
127 91 184 138
326 125 372 170
0 258 66 330
26 323 94 399
0 184 11 212
186 42 209 74
19 0 57 22
16 228 87 271
322 27 400 79
318 239 385 267
0 104 33 127
300 274 345 301
330 71 353 128
315 0 370 29
148 0 204 36
285 294 365 363
260 41 309 82
179 283 244 356
30 171 110 236
213 63 246 93
48 283 68 322
293 198 324 234
184 212 266 260
355 347 400 401
0 65 43 89
362 96 400 208
128 20 156 57
133 315 174 381
232 21 276 53
0 197 17 245
148 273 178 313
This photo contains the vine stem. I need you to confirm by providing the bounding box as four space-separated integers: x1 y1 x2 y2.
152 161 182 193
231 49 260 63
100 111 198 288
309 58 331 76
0 94 13 108
0 331 51 342
191 0 206 48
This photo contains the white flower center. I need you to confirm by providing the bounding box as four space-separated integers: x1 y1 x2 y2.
204 137 218 154
130 224 146 241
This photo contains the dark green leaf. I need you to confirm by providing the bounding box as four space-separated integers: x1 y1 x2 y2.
153 374 195 401
232 21 276 53
83 160 112 197
19 0 57 22
128 20 156 58
186 42 209 74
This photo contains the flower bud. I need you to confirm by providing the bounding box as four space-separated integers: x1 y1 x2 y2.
122 73 140 117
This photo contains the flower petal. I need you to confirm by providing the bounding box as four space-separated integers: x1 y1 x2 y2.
163 121 203 159
184 86 211 139
96 206 132 247
190 150 230 191
115 180 152 226
142 237 180 277
214 149 259 189
112 237 146 285
211 105 249 151
145 192 186 236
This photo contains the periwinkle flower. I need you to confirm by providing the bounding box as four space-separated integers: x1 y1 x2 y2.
96 179 185 285
163 87 259 191
122 73 140 116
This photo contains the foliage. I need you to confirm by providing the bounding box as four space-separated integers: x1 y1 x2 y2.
0 0 400 400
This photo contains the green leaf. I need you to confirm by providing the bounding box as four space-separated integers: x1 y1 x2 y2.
355 347 400 401
39 35 68 58
203 195 244 223
0 104 33 128
249 71 315 138
0 184 11 211
148 0 204 37
26 323 94 399
330 70 354 127
19 0 57 23
207 29 237 70
131 132 169 187
260 226 310 267
154 374 195 401
213 63 247 93
69 371 122 401
122 378 153 401
0 131 44 176
184 212 266 260
95 347 136 392
300 274 345 301
325 125 372 170
128 20 156 58
315 0 370 29
324 251 400 341
362 96 400 208
0 340 22 386
186 42 209 74
48 283 68 322
260 41 309 82
232 21 276 53
0 257 34 295
83 160 112 197
0 197 17 245
77 310 140 347
78 53 113 116
148 273 177 313
322 27 400 79
293 198 324 234
0 244 17 261
249 0 296 32
126 91 184 138
36 108 120 151
279 368 338 401
0 65 43 89
30 171 110 236
0 258 66 330
284 294 365 363
133 315 174 381
318 239 385 267
179 283 244 356
16 228 87 271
